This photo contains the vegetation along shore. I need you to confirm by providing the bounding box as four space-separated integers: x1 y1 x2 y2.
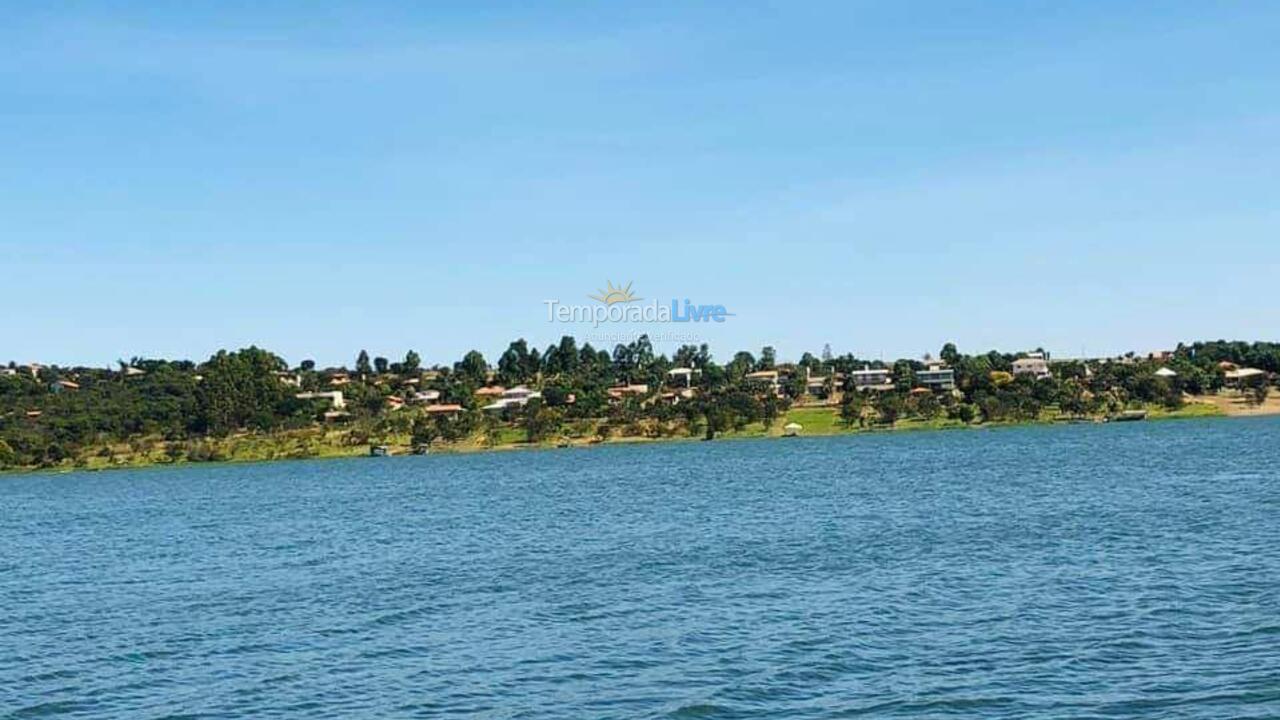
2 338 1277 473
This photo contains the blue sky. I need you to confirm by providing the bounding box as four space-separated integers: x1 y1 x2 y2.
2 2 1277 368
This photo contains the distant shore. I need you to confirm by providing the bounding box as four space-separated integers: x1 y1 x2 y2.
6 395 1273 476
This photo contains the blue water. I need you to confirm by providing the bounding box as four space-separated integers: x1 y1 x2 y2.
3 417 1280 718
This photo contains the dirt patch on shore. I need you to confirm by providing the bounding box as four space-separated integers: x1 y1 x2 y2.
1191 393 1280 416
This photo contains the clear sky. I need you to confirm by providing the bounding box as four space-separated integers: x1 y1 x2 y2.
3 2 1277 368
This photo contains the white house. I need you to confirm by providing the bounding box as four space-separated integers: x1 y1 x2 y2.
483 386 542 411
916 363 956 391
296 391 346 409
850 365 893 390
1012 353 1051 380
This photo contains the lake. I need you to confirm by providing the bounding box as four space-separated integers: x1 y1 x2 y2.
3 417 1279 718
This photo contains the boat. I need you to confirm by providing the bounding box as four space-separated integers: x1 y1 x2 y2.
1108 410 1147 422
369 445 390 457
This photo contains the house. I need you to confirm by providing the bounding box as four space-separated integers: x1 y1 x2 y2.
483 386 542 412
803 368 832 398
328 372 350 387
423 403 464 417
323 410 350 422
1154 367 1178 379
1224 367 1267 389
475 386 506 398
296 391 346 409
660 388 697 404
411 389 442 404
52 379 81 392
503 386 540 402
1 367 16 377
744 370 781 395
386 396 406 411
1012 353 1051 380
123 365 146 378
607 384 649 399
667 368 699 388
274 371 302 387
849 365 893 391
1148 350 1175 362
916 363 956 391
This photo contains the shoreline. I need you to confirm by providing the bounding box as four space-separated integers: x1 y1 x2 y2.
5 398 1274 478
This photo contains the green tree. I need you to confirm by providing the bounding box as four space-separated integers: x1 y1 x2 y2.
403 350 421 375
356 350 372 377
840 391 865 427
455 350 488 386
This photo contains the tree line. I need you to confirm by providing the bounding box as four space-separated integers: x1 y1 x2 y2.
2 338 1276 469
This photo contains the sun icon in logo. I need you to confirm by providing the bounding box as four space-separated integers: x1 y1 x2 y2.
589 280 641 305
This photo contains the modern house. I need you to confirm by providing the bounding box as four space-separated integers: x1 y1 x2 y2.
483 386 542 411
916 363 956 391
1012 353 1051 380
296 391 346 409
423 403 464 417
849 365 893 390
52 379 81 392
385 396 406 411
1154 367 1178 379
803 368 832 398
744 370 781 395
475 386 506 399
667 368 699 387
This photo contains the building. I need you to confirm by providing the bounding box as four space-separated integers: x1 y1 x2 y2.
667 368 699 387
475 386 506 398
483 386 542 411
385 396 406 411
423 403 464 417
411 389 442 404
916 363 956 391
744 370 781 395
296 391 346 409
123 365 146 378
52 379 81 392
1154 367 1178 379
273 371 302 387
849 365 893 390
1012 353 1051 380
803 368 832 398
1224 367 1267 389
607 384 649 400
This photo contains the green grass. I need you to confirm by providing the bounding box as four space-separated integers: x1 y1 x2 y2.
7 396 1236 475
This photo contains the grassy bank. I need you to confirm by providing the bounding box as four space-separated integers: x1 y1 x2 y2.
2 399 1233 476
